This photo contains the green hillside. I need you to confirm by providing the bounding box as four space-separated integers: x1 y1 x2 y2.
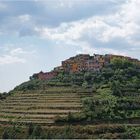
0 58 140 139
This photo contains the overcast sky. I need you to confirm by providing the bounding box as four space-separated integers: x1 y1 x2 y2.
0 0 140 92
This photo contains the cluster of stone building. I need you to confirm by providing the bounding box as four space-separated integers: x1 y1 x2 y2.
31 54 140 80
31 71 58 80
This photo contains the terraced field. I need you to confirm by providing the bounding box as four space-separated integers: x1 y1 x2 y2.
0 87 93 125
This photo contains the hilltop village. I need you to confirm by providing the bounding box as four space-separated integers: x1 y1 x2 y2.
31 54 140 81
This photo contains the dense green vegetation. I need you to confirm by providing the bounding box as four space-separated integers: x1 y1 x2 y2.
2 124 140 139
0 92 11 100
0 58 140 138
51 58 140 123
53 58 140 138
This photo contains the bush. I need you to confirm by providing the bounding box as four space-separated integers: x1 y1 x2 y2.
110 81 122 96
57 125 75 139
2 125 21 139
55 115 67 123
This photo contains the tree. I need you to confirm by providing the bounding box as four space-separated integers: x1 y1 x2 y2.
2 129 9 139
29 125 44 139
84 72 92 83
111 58 133 69
67 112 73 122
132 76 140 89
60 125 74 139
28 123 34 136
110 81 122 96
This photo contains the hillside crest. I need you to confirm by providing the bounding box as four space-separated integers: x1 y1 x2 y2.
31 54 140 81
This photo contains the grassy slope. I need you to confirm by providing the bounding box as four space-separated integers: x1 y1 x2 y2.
0 87 93 126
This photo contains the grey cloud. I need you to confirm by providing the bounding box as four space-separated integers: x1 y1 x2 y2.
0 0 124 33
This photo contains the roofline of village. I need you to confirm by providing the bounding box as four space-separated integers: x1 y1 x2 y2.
30 53 140 81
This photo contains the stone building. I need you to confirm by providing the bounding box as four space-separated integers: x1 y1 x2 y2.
62 54 90 73
32 71 58 80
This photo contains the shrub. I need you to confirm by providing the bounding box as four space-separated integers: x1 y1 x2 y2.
82 81 88 88
2 125 21 139
2 129 9 139
28 123 34 136
27 124 45 139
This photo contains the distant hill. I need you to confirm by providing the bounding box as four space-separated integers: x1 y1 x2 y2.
0 55 140 139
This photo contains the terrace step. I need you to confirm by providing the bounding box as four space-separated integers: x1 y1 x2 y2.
16 120 54 125
0 110 80 115
7 97 91 101
1 105 82 110
0 113 67 119
12 93 92 97
4 102 81 105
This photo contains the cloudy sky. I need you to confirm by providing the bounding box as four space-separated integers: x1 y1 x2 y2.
0 0 140 92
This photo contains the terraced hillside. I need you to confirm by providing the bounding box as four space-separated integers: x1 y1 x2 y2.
0 57 140 138
0 87 93 126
